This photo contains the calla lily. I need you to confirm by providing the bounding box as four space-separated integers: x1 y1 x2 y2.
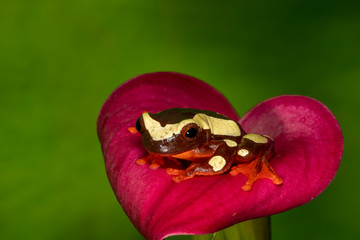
97 72 343 240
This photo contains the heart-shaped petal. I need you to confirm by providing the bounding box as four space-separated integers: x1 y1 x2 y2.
97 72 343 240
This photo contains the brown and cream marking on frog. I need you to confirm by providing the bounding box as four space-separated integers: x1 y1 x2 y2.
129 108 283 191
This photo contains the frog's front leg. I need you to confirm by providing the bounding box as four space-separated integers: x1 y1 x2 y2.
167 141 236 182
136 153 166 170
231 134 283 191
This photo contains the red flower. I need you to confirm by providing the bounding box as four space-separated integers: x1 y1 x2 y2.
97 72 343 240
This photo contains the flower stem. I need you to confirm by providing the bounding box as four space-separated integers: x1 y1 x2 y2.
192 217 271 240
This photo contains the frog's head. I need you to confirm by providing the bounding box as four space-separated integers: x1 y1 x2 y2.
135 108 210 156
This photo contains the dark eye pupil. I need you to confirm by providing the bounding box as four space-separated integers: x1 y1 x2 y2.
185 128 197 138
135 118 142 132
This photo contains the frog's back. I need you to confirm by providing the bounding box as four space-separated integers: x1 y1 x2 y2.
149 108 231 126
150 108 244 142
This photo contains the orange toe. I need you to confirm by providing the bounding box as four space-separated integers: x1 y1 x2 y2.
136 158 147 165
231 158 282 191
128 127 138 134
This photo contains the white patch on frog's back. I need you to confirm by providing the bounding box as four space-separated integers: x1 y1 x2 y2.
223 139 238 147
142 112 241 141
238 148 249 157
243 133 268 144
208 155 226 172
192 113 210 130
194 113 241 137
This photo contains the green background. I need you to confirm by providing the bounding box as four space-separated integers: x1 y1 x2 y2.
1 0 359 239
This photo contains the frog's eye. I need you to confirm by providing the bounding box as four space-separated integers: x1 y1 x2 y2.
185 128 197 138
181 123 199 139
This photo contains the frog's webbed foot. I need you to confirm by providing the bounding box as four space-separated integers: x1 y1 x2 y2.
231 134 283 191
230 153 283 191
166 168 188 182
136 153 165 170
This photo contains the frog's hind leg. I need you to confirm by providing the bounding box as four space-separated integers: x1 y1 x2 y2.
167 156 233 182
231 134 283 191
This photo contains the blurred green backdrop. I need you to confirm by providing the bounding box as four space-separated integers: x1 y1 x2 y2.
1 0 359 239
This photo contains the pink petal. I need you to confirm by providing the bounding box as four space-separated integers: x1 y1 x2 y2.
240 95 343 210
97 73 343 240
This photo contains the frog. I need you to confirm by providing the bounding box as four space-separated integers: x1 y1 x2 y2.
128 108 283 191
